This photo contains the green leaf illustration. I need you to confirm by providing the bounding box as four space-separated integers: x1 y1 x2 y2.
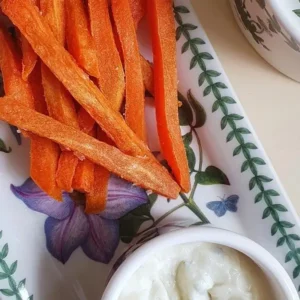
191 37 205 45
119 202 154 244
214 82 227 89
273 205 288 212
0 272 8 280
195 166 230 185
182 131 192 146
199 52 213 60
183 23 197 30
174 6 190 14
221 96 236 104
9 261 18 275
198 72 206 86
252 157 266 165
285 251 294 263
212 86 221 99
187 90 206 128
277 236 286 247
203 85 212 96
288 234 300 241
176 27 183 41
226 130 235 142
266 189 280 196
279 221 294 228
228 114 244 121
8 277 17 292
181 41 189 53
186 146 196 171
294 265 300 279
0 244 8 260
262 207 271 219
221 116 228 130
0 289 15 296
293 9 300 17
18 279 26 290
233 145 242 156
271 223 278 236
255 192 263 203
178 92 193 126
244 143 257 150
206 70 221 77
258 175 273 183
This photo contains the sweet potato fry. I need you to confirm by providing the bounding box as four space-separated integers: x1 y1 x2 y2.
21 35 38 81
129 0 146 29
65 0 100 78
73 159 94 193
20 0 38 81
72 124 96 193
40 0 65 45
0 24 61 200
0 99 180 199
112 0 146 140
0 24 34 109
30 135 61 200
77 107 95 134
2 0 152 159
40 0 79 192
88 0 125 111
148 0 190 192
28 63 62 200
55 151 78 192
140 55 154 95
85 165 109 213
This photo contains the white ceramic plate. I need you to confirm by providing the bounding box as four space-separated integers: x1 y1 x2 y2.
0 1 300 299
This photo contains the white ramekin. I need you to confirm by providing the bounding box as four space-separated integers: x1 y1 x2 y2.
102 227 299 300
229 0 300 82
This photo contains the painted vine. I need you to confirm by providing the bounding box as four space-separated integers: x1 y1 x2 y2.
174 4 300 290
0 231 33 299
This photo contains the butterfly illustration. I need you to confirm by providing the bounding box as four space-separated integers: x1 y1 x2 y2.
206 195 239 217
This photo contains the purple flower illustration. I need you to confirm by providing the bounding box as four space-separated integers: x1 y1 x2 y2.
11 175 148 264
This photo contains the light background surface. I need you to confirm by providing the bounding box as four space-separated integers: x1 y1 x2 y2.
191 0 300 214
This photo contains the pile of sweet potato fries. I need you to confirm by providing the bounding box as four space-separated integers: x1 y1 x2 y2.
0 0 190 213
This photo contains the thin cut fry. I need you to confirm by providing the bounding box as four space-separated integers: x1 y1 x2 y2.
88 0 125 111
28 63 62 200
1 0 153 159
73 159 95 193
56 151 78 192
21 35 38 81
0 99 180 199
148 0 190 192
140 55 154 95
40 0 65 45
0 25 61 200
30 135 61 200
72 124 96 193
40 0 80 192
65 0 100 78
77 107 95 134
85 165 109 213
0 24 34 109
112 0 146 140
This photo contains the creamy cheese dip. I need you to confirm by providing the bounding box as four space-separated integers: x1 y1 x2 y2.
118 243 275 300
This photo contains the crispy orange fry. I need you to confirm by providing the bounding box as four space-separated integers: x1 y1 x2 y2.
148 0 190 192
65 0 100 78
129 0 146 29
85 165 109 213
72 124 96 193
40 0 81 191
28 62 62 200
40 0 65 45
55 151 79 192
2 0 153 159
0 99 180 199
73 159 94 193
77 107 95 134
0 24 61 200
112 0 146 140
30 135 61 200
21 35 38 81
140 55 154 95
0 24 34 109
88 0 125 111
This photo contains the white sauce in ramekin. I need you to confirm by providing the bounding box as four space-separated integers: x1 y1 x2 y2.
118 243 275 300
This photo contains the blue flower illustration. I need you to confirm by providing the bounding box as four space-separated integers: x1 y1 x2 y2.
11 175 148 264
